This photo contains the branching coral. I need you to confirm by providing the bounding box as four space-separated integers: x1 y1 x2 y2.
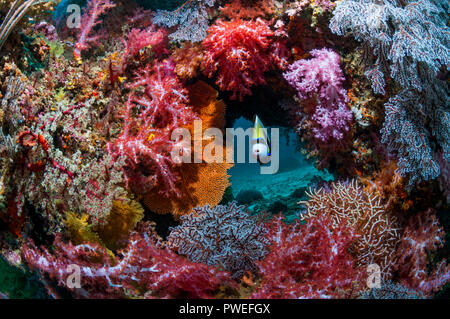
395 209 450 297
168 201 269 279
73 0 116 62
107 60 197 197
299 180 401 277
22 222 238 298
251 214 365 299
202 18 288 100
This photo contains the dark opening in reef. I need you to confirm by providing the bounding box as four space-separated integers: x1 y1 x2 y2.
218 84 334 222
141 204 179 240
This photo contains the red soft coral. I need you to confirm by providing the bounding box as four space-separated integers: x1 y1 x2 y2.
251 214 365 299
202 18 288 100
22 223 237 299
110 27 169 83
107 60 197 197
395 209 450 297
73 0 116 62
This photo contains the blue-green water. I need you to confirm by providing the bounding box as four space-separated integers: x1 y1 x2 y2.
229 117 334 221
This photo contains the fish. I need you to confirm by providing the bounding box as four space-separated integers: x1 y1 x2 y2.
252 115 271 164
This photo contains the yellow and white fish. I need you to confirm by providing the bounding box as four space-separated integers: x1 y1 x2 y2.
252 115 271 164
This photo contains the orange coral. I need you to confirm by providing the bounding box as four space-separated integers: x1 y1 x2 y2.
172 42 204 80
361 160 407 211
220 0 275 19
143 82 232 218
299 180 401 277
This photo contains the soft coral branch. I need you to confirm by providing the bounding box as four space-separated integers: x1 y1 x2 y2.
107 60 197 197
73 0 116 62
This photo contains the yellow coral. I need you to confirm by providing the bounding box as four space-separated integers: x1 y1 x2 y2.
143 81 232 218
65 199 144 251
96 199 144 250
65 212 102 245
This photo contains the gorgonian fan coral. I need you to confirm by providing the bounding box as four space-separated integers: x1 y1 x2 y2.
202 18 288 101
329 0 449 184
251 214 365 299
168 201 269 279
22 222 237 298
107 60 197 197
299 180 401 277
283 48 353 148
361 280 425 299
143 81 232 217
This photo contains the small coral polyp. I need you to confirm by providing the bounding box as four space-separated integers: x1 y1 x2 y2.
0 0 448 300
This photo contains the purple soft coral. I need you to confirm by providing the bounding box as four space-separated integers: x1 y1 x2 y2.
283 48 353 144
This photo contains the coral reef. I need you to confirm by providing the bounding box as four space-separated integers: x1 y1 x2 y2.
22 222 238 298
330 0 449 184
0 0 448 301
395 209 450 297
153 0 217 42
73 0 116 62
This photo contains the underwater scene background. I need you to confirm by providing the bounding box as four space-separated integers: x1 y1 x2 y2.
0 0 449 299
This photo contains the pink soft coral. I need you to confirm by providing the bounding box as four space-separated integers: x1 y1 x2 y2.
107 60 197 197
251 214 365 299
73 0 116 62
22 223 237 299
202 18 288 101
283 48 353 145
395 209 450 297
